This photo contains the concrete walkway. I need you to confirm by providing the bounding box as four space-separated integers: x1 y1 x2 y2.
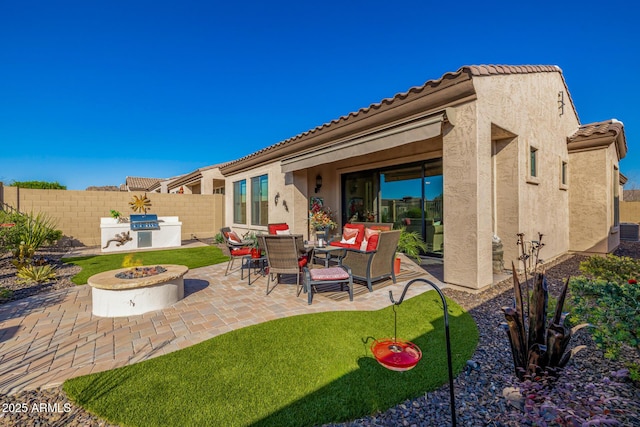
0 256 439 395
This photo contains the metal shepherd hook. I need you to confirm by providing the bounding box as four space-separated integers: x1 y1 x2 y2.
389 278 457 427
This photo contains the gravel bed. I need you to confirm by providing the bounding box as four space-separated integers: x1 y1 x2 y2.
1 244 639 426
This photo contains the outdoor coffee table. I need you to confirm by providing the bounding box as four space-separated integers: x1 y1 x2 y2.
311 245 345 268
241 255 268 285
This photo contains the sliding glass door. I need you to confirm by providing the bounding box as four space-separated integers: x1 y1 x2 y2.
342 159 443 256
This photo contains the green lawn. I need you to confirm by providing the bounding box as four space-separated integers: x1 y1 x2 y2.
62 246 228 284
64 291 478 427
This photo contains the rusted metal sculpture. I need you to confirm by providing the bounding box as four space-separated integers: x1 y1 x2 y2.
103 231 133 249
129 193 152 214
501 233 585 380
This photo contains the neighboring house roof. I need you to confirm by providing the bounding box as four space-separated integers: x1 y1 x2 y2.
620 172 628 185
125 176 162 191
220 64 575 175
567 119 627 160
167 163 228 191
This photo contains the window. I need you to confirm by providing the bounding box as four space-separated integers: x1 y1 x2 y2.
251 175 268 226
233 180 246 224
530 147 538 177
561 161 567 185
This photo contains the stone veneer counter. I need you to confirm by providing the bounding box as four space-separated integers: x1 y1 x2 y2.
88 265 188 317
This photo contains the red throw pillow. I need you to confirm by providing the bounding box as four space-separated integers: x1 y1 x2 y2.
364 228 381 240
366 233 380 251
344 223 365 244
268 223 289 235
227 231 242 243
341 227 359 243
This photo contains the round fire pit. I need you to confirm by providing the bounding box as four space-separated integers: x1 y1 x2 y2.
88 264 188 317
115 265 167 279
371 338 422 371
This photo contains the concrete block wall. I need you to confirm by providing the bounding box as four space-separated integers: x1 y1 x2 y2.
1 185 224 247
621 201 640 224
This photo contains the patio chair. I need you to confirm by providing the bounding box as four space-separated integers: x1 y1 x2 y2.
341 230 401 292
221 227 253 276
261 234 309 296
303 265 353 305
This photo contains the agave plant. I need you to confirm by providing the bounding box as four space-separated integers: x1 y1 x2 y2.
16 264 57 284
10 212 61 268
501 233 586 380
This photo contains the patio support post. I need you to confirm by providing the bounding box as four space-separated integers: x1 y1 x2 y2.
389 278 457 427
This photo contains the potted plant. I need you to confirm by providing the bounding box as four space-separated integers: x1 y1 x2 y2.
110 210 123 223
395 227 428 274
309 207 337 242
245 232 262 258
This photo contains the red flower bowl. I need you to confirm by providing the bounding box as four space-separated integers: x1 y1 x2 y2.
371 338 422 371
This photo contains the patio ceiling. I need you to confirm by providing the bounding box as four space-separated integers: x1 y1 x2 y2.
280 112 446 173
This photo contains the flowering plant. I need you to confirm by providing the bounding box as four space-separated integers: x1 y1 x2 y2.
309 207 337 230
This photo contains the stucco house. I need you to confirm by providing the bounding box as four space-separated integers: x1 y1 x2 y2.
218 64 628 290
166 164 226 194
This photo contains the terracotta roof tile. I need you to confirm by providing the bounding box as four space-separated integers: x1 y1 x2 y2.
125 176 162 191
568 119 627 160
222 64 567 171
569 119 625 140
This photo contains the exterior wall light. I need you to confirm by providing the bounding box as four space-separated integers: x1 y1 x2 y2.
315 175 322 193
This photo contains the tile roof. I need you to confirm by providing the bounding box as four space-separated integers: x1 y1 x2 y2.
567 119 627 159
220 64 569 173
569 119 625 140
125 176 162 191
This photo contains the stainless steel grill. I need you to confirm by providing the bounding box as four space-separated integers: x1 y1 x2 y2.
130 214 160 231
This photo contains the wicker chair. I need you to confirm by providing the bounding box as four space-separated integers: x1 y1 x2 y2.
220 227 252 276
340 230 401 292
261 234 309 296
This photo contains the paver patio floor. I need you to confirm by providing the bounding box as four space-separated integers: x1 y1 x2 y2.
0 257 438 395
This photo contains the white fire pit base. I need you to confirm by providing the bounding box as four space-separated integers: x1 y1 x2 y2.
88 265 188 317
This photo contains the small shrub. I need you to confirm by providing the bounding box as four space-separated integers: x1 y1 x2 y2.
8 180 66 189
0 211 23 251
0 287 12 300
579 254 640 283
570 275 640 381
214 232 224 244
16 264 57 284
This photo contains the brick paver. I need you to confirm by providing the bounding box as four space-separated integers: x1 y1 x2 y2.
0 257 439 395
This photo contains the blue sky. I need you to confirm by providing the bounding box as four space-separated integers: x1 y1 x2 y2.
1 0 638 190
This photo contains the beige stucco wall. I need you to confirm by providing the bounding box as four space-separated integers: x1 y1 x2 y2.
569 143 621 252
442 101 494 288
472 73 579 271
224 162 307 237
1 186 224 246
621 201 640 223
